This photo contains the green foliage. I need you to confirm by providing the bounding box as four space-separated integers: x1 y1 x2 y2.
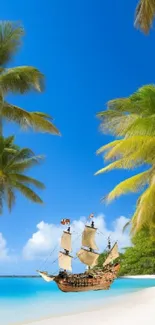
0 21 24 65
96 85 155 234
96 230 155 275
96 251 107 268
96 251 123 269
119 229 155 275
0 21 60 135
0 135 45 213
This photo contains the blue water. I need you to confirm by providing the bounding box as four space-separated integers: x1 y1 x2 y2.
0 277 155 325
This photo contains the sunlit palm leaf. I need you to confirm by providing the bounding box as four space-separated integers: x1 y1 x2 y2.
95 157 138 175
96 140 120 155
132 182 155 232
1 102 60 135
105 170 151 203
96 84 155 235
30 112 60 135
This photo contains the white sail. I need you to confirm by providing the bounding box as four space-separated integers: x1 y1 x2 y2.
61 231 71 252
37 271 55 282
82 226 98 250
77 248 99 266
103 242 119 267
58 251 72 271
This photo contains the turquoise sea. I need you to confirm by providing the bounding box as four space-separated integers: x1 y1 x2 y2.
0 277 155 325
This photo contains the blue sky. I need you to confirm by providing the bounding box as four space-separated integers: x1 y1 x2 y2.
0 0 154 274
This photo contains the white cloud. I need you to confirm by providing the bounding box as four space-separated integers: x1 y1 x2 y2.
23 214 131 262
0 232 11 261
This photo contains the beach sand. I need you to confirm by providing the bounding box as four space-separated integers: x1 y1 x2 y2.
23 286 155 325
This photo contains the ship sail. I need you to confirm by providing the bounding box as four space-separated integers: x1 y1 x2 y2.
58 251 72 271
77 248 99 266
59 227 72 272
61 231 71 251
77 222 99 267
103 242 119 267
82 226 98 250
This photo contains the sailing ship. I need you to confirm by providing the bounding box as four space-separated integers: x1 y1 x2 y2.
37 215 120 292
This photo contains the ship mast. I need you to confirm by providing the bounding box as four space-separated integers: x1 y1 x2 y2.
59 226 72 272
77 219 99 268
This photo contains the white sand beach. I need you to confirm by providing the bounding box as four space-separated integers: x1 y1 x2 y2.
120 275 155 279
23 286 155 325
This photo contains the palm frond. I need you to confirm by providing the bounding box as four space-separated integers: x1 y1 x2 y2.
122 220 131 233
98 112 138 137
131 182 155 232
32 112 53 120
2 102 60 135
95 157 137 175
107 98 134 113
0 186 4 214
134 0 155 34
30 112 60 135
14 181 43 204
0 66 44 94
5 148 35 170
4 135 15 147
7 156 43 173
10 174 45 189
96 140 120 155
104 136 155 163
123 116 155 137
6 186 15 211
0 21 24 65
97 85 155 138
105 170 151 203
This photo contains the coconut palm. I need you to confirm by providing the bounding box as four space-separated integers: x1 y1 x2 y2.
134 0 155 34
0 21 60 135
0 135 45 214
97 85 155 137
95 85 155 234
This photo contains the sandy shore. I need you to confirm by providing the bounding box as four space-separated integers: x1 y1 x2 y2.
120 275 155 279
23 286 155 325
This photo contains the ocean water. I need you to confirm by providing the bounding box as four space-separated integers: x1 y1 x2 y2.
0 277 155 325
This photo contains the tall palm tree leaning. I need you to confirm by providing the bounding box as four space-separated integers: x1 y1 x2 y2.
0 21 60 135
0 135 44 214
134 0 155 34
95 85 155 235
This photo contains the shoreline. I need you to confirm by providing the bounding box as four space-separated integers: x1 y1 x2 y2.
119 275 155 279
21 286 155 325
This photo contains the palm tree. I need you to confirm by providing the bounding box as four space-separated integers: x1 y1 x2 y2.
0 21 60 135
134 0 155 34
95 85 155 234
0 135 45 214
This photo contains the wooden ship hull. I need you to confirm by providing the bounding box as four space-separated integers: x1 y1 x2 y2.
54 264 120 293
